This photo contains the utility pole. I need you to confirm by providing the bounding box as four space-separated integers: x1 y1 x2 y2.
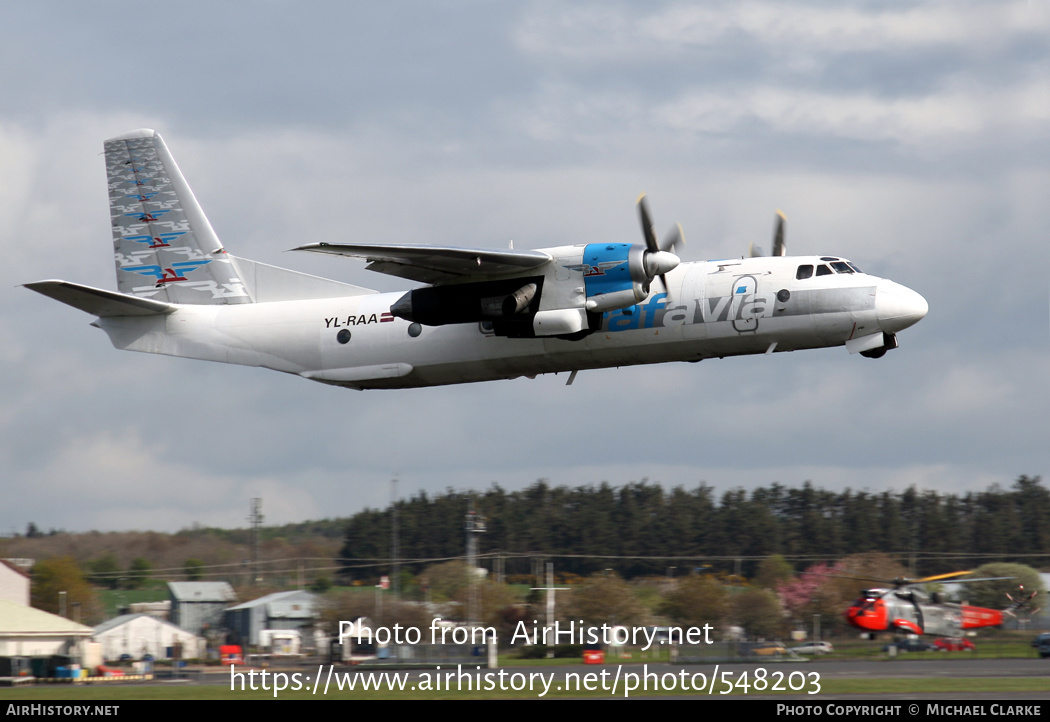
529 562 568 628
248 498 263 585
529 563 568 654
465 499 486 626
391 478 400 601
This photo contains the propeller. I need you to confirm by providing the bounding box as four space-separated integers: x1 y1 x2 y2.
1004 585 1040 618
636 193 684 295
749 210 786 258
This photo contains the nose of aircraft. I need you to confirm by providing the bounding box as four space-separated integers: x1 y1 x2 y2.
875 280 928 333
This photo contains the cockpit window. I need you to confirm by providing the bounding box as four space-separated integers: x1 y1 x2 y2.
796 265 813 280
847 262 863 274
816 264 833 276
831 262 854 274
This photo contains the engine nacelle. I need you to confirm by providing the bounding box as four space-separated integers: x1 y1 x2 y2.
480 282 537 318
390 277 543 326
579 243 653 312
585 286 647 313
533 308 587 336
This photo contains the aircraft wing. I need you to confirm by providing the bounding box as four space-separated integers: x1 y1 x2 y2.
292 243 551 285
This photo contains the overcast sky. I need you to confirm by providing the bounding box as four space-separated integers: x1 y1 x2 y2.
3 1 1049 534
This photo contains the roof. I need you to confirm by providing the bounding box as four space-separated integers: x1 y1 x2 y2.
0 599 94 636
267 600 315 620
94 613 190 636
168 582 237 604
226 590 317 612
0 559 31 579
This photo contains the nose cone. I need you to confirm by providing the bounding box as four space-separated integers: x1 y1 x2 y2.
875 280 928 333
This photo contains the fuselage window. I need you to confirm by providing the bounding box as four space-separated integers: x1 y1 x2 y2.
796 265 813 280
816 264 833 276
831 262 854 274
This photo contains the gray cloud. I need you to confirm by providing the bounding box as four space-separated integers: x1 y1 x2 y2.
3 0 1048 533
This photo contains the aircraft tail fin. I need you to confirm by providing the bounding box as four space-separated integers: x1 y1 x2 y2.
106 129 252 305
104 130 377 305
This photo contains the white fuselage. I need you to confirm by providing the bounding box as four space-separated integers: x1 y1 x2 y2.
97 254 927 389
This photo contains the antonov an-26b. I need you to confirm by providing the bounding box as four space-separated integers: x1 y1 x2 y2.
26 130 927 389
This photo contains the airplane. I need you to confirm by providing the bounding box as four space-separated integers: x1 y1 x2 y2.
24 129 928 390
845 572 1029 638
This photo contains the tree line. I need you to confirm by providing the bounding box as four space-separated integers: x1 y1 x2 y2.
339 475 1050 580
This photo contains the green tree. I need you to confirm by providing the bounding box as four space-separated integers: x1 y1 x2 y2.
89 554 121 589
420 560 470 602
659 574 728 628
31 557 99 622
126 557 153 589
318 589 375 636
754 554 794 591
731 587 785 639
962 563 1045 612
184 558 205 581
319 590 432 639
829 553 908 602
563 572 647 627
453 579 517 626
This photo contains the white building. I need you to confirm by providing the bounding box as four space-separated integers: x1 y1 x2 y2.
0 560 30 606
94 614 205 661
0 599 94 657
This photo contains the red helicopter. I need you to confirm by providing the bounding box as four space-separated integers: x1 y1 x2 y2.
844 571 1035 637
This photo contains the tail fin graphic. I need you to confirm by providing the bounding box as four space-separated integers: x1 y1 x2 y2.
106 129 251 305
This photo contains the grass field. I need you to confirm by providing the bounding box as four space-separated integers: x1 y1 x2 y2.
0 678 1048 700
0 674 1047 700
3 633 1044 701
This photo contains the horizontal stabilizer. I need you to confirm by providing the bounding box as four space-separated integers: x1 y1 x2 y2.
24 280 177 317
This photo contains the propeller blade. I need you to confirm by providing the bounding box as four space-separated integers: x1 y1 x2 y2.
660 222 684 252
637 193 659 253
772 210 786 256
